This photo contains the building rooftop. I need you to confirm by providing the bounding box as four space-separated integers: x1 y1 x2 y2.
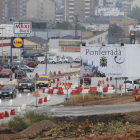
25 36 48 45
81 15 135 24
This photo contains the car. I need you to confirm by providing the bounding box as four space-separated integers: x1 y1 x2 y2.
122 79 140 91
10 65 19 73
26 61 37 67
18 65 34 72
38 57 45 64
80 78 91 85
0 86 17 99
0 64 10 69
74 58 80 63
0 66 4 72
15 70 26 79
0 69 13 78
36 75 51 88
18 78 36 92
47 58 57 64
56 58 62 64
62 57 69 63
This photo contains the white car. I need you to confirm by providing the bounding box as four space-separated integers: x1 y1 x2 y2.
62 58 69 63
47 58 57 64
122 79 140 91
74 58 81 63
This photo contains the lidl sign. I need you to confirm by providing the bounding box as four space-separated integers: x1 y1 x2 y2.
11 37 24 48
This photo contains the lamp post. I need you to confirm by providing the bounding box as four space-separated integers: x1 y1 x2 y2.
0 28 5 63
45 22 49 75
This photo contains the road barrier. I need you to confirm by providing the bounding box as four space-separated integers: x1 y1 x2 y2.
4 111 9 117
10 109 15 115
38 98 43 104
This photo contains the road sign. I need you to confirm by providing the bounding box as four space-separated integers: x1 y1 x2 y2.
33 90 40 97
65 84 71 90
13 22 32 35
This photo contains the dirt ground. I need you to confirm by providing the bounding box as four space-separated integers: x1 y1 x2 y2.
57 94 139 107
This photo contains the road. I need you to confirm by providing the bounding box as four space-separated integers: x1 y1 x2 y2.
0 63 138 118
34 104 140 117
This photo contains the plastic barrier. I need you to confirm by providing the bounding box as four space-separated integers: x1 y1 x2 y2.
48 89 54 94
90 87 97 92
58 71 61 74
119 85 122 90
71 90 78 95
107 84 109 87
110 77 112 81
68 76 71 80
53 89 58 94
21 104 26 110
0 112 4 119
53 79 55 83
111 85 115 89
103 87 108 92
75 87 82 92
57 78 60 82
35 73 39 78
4 111 9 117
133 89 138 94
58 87 63 91
57 90 64 95
44 97 47 102
52 87 58 90
47 95 50 101
106 77 109 81
10 109 15 115
54 71 56 75
38 98 43 104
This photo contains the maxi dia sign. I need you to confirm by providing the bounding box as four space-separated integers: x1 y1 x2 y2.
11 37 24 48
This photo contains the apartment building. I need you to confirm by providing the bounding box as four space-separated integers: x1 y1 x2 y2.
26 0 55 21
63 0 97 22
0 0 27 20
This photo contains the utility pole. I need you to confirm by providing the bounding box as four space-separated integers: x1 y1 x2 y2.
75 14 78 38
45 22 49 75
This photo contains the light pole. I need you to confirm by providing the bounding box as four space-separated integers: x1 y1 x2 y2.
0 28 5 63
45 22 49 75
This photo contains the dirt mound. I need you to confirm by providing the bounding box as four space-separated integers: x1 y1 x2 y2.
94 129 140 140
0 120 58 140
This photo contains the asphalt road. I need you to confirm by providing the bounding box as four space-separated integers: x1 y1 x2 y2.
34 104 140 117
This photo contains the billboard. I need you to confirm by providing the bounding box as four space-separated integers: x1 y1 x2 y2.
13 22 32 35
81 45 140 78
116 2 122 8
81 45 126 78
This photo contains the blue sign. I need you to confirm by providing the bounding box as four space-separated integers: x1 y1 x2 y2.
11 37 24 48
116 2 122 8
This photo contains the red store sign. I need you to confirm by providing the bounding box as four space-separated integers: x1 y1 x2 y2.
61 47 80 52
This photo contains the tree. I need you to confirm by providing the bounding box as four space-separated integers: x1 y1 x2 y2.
108 24 125 38
49 22 73 30
49 22 87 31
131 6 140 22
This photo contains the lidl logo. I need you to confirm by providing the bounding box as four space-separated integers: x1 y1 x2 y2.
11 37 24 48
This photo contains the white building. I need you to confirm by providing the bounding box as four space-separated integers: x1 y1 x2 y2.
49 31 108 59
95 7 125 16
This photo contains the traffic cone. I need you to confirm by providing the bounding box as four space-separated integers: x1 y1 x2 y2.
106 77 109 81
110 77 112 81
53 79 55 83
10 109 15 115
44 97 47 102
38 98 43 104
68 76 71 80
4 111 9 117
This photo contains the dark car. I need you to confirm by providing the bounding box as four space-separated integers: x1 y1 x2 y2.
10 65 19 73
18 78 35 92
15 70 26 79
0 64 10 69
26 61 37 67
0 69 13 78
0 86 17 99
80 78 91 85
